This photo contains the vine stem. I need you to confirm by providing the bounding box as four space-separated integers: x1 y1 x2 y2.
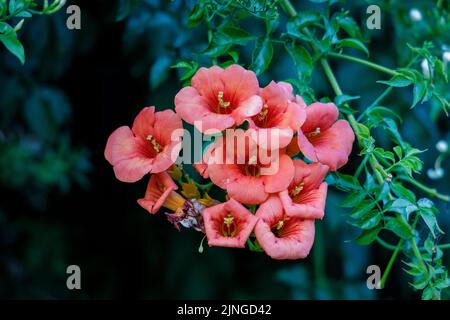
327 52 400 77
280 0 400 288
380 239 403 289
402 176 450 202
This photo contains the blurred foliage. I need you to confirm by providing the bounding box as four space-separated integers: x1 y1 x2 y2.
1 0 449 299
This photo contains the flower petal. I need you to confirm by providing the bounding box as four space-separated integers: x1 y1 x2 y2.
263 154 295 193
137 172 178 214
105 126 153 182
131 107 155 139
302 102 339 133
227 175 268 205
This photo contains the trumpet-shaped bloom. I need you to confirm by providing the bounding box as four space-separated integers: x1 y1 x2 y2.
137 172 184 214
105 107 183 182
203 198 258 248
206 131 295 204
174 65 263 133
296 102 354 171
254 196 315 260
248 81 306 149
279 160 328 219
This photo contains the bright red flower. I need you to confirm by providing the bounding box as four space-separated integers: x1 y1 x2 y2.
206 130 295 205
203 198 258 248
279 160 328 219
248 81 306 149
297 102 354 171
254 196 315 260
174 64 263 133
104 107 183 183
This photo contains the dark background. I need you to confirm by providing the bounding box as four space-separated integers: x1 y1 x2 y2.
0 0 449 299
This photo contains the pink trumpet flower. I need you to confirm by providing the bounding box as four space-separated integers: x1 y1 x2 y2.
174 64 263 133
254 196 315 260
297 102 354 171
248 81 306 149
105 107 183 183
279 160 328 219
203 198 258 248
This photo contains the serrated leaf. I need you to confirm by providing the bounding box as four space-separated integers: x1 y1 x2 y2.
355 226 382 245
384 215 413 239
338 38 369 56
377 75 413 87
251 37 273 75
351 210 382 230
334 94 360 107
349 200 375 219
341 192 366 208
412 82 426 108
0 33 25 64
285 43 313 81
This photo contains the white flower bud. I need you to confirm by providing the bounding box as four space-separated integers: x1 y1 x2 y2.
409 8 422 22
436 140 448 153
421 59 431 79
443 51 450 63
427 168 444 180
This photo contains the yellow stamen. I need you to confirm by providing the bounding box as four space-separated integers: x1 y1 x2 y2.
306 127 321 138
276 220 284 230
221 213 237 237
257 104 269 121
248 155 258 165
289 182 304 198
147 135 162 153
217 91 231 108
163 191 186 213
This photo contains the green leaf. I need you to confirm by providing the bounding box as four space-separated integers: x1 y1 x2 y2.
0 33 25 64
356 226 382 245
377 75 413 87
351 210 382 230
384 215 414 239
187 3 205 28
218 26 255 46
327 172 360 192
337 38 369 56
420 207 443 238
412 81 426 108
341 192 366 208
334 94 360 107
251 37 273 75
390 182 416 203
285 43 313 81
349 200 376 219
386 198 418 219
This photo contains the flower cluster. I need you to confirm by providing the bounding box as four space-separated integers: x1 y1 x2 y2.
105 64 355 260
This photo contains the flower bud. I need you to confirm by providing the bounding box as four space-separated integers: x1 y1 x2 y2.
436 140 448 153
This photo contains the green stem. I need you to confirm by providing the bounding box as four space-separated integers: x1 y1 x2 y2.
376 237 397 251
437 243 450 250
410 215 427 271
402 177 450 202
380 239 403 289
327 52 400 77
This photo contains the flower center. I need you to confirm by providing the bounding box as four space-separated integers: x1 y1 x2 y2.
289 182 304 198
257 104 269 121
147 135 162 153
221 213 237 237
217 91 231 109
271 218 289 237
306 127 321 138
244 155 260 177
